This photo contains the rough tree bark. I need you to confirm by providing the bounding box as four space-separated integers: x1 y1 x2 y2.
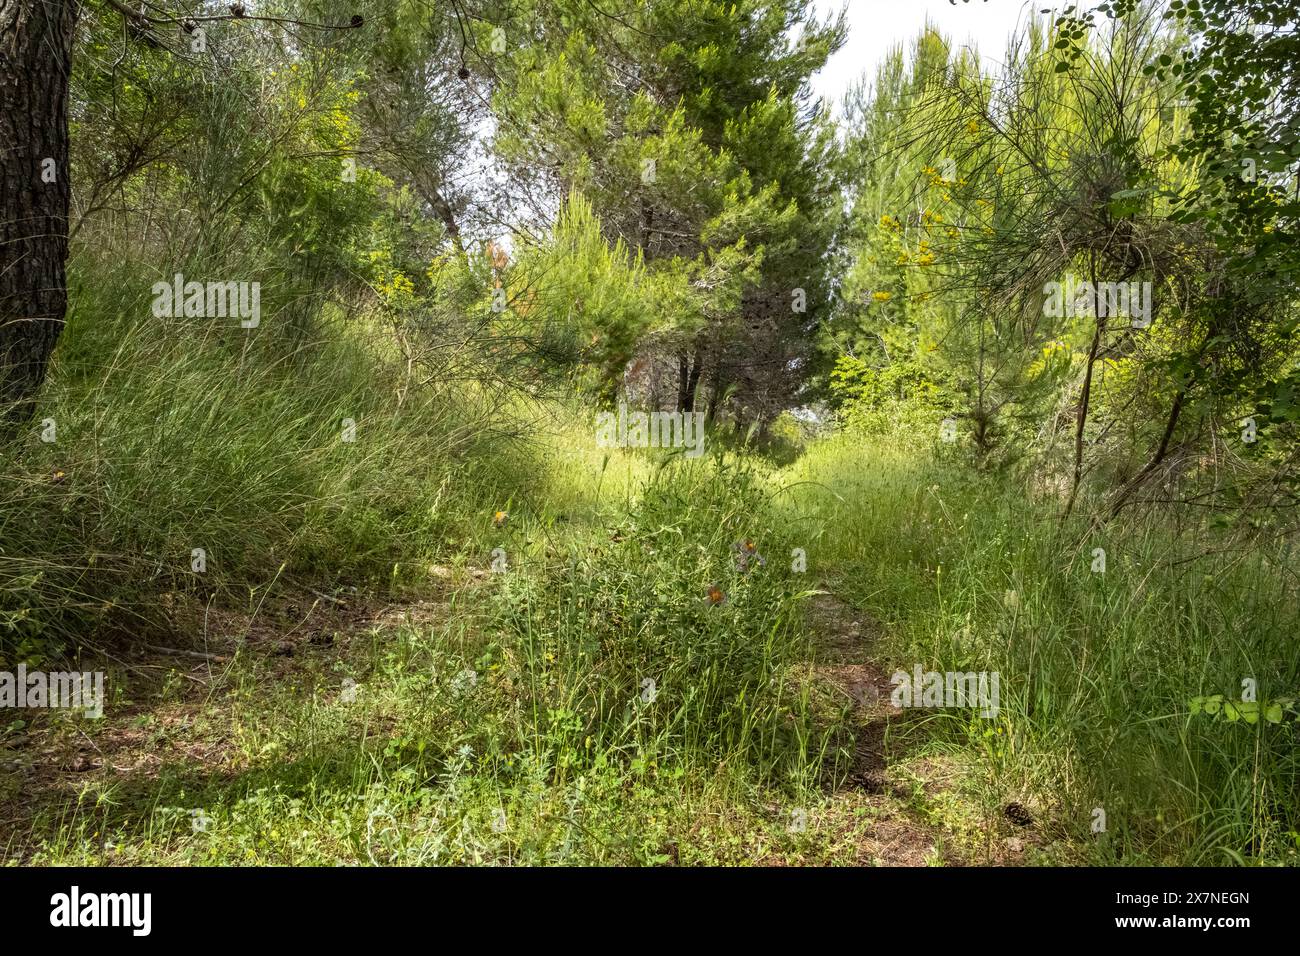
676 349 703 412
0 0 78 423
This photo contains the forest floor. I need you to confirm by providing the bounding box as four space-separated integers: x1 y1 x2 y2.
3 565 1042 865
2 421 1095 866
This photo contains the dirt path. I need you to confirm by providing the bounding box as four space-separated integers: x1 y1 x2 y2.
803 588 995 865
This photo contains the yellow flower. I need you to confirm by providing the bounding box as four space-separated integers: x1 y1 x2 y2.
872 290 892 302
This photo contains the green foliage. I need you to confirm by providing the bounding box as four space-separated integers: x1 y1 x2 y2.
790 432 1300 864
492 0 845 419
493 457 834 787
0 256 507 664
828 354 959 437
5 0 1299 870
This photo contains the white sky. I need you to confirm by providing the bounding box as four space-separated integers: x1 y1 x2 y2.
809 0 1052 113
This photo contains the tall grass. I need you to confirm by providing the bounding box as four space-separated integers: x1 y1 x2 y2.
0 253 514 662
9 253 1295 866
491 454 838 790
786 432 1300 864
12 441 847 865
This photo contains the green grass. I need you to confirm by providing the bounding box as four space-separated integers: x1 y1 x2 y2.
13 606 843 866
4 257 1297 866
0 252 520 662
787 431 1300 865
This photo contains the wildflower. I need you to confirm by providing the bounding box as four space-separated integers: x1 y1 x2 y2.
734 539 766 573
493 510 508 528
872 290 892 302
706 584 726 606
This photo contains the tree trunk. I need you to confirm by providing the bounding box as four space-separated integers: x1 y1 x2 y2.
705 359 723 423
411 169 465 257
0 0 78 422
682 349 703 413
